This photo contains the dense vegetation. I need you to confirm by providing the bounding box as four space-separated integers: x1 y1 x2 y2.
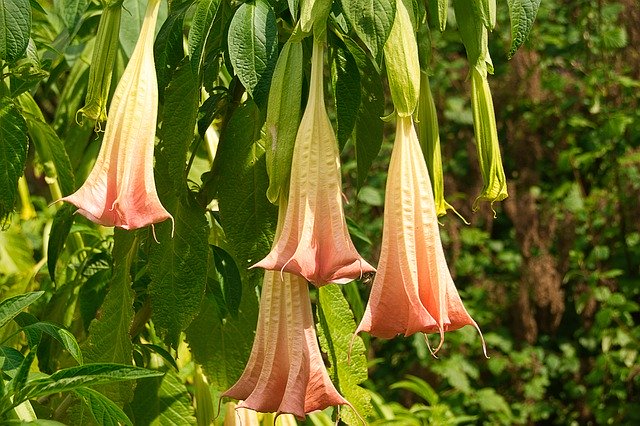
0 0 638 424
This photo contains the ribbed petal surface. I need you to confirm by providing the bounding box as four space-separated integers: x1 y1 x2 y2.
223 270 348 419
357 117 484 353
62 0 171 230
253 39 374 286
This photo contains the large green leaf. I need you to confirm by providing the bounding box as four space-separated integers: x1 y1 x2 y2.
188 0 221 77
506 0 541 58
23 364 163 399
128 372 196 425
186 285 258 395
227 0 279 109
341 0 395 60
0 97 28 221
0 292 44 329
216 101 277 270
55 0 89 32
47 204 75 283
210 245 243 318
0 0 31 62
16 93 75 197
82 229 137 406
330 37 361 150
14 313 82 365
149 58 208 348
74 387 133 426
345 38 383 189
154 0 192 90
316 285 372 425
158 59 199 193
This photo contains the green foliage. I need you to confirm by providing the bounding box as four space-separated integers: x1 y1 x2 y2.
0 97 28 222
0 0 31 62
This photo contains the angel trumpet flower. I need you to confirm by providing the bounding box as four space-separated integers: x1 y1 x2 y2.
253 39 374 286
356 116 485 354
223 269 348 419
62 0 172 230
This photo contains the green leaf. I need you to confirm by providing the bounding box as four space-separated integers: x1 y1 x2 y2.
16 93 75 196
186 284 258 394
264 40 303 204
299 0 331 34
148 193 208 349
437 0 448 31
128 372 196 425
0 97 29 221
345 38 383 189
14 313 83 365
119 0 167 58
330 36 360 150
506 0 540 58
316 285 372 424
0 223 34 276
210 245 242 318
75 387 133 426
390 375 439 405
227 0 279 109
0 0 31 62
9 349 35 402
158 59 200 194
82 229 137 406
55 0 89 32
188 0 221 77
24 364 163 399
0 346 24 377
216 101 277 270
341 0 395 60
47 204 75 283
0 291 44 329
154 0 192 90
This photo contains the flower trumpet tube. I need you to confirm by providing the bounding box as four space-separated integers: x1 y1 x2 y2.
253 38 374 286
356 116 485 355
223 270 348 419
62 0 172 230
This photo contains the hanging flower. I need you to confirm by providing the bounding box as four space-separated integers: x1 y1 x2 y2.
356 116 485 354
253 38 374 286
223 269 348 419
62 0 171 230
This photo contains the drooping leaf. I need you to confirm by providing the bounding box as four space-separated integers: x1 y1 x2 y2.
154 0 192 90
344 38 383 189
186 284 258 395
0 97 29 221
188 0 221 77
47 204 75 283
330 36 360 150
210 245 243 318
506 0 541 58
341 0 395 60
8 349 35 402
0 0 31 62
316 285 372 424
158 59 200 194
75 387 133 426
216 101 277 270
299 0 331 33
23 364 163 400
55 0 89 32
82 229 137 406
0 291 44 329
149 58 208 348
14 313 83 365
128 372 196 425
227 0 279 109
16 93 75 197
0 346 24 377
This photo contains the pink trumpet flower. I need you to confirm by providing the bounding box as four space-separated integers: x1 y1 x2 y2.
223 269 348 419
253 39 374 286
356 116 485 355
62 0 172 230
